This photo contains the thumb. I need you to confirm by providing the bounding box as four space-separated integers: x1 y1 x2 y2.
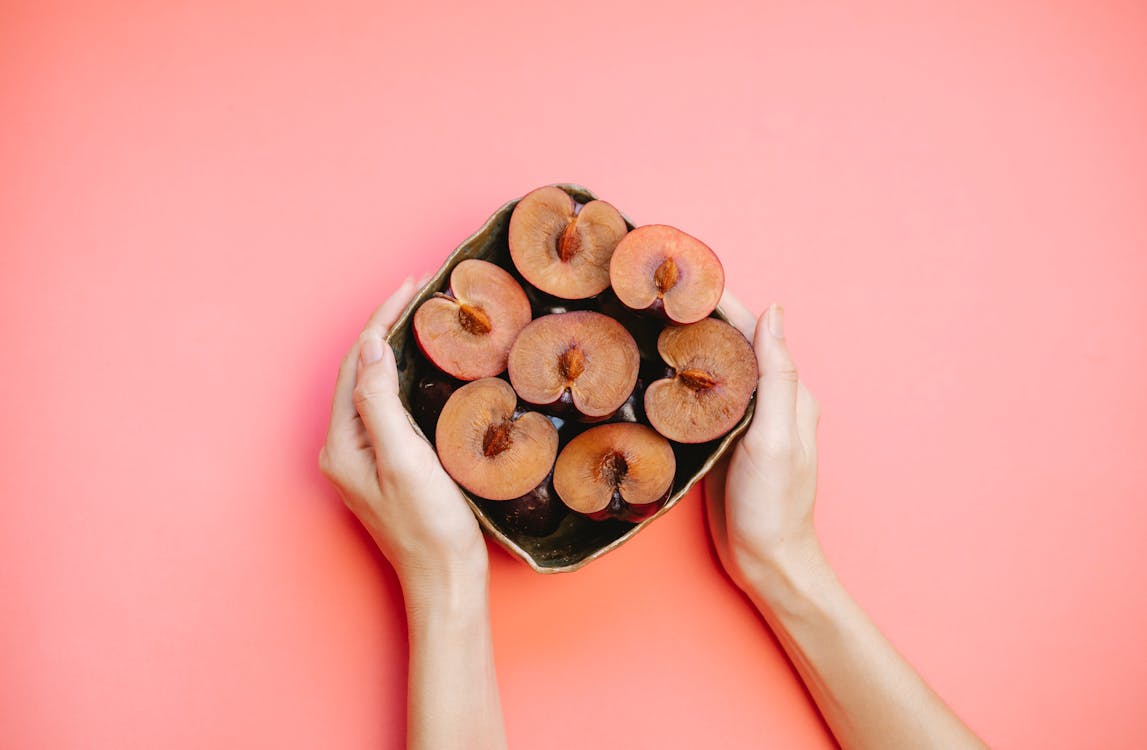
750 304 799 450
353 327 418 463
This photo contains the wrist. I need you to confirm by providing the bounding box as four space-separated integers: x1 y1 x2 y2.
399 556 489 620
740 532 834 616
367 523 489 602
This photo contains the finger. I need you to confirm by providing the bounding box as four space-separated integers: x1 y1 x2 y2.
328 278 417 438
719 287 757 339
354 327 419 467
703 456 731 553
325 344 364 452
365 276 419 331
750 304 799 449
796 380 820 451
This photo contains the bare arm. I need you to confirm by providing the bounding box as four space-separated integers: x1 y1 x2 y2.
320 278 507 750
706 299 985 750
403 567 503 749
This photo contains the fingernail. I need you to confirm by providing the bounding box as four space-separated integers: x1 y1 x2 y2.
768 304 785 339
416 271 433 287
360 332 384 365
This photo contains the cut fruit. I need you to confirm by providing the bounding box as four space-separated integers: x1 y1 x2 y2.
553 423 675 522
435 378 559 501
644 318 758 443
480 475 566 537
609 225 724 324
507 311 639 421
414 259 532 380
508 186 628 299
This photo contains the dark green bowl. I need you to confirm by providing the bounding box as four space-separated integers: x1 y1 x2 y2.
385 184 755 573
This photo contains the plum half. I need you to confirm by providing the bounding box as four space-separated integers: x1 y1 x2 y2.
507 311 640 421
609 225 724 324
414 259 532 380
508 186 628 299
644 318 758 443
553 423 676 522
435 378 558 501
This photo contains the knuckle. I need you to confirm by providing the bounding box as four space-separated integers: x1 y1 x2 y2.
318 445 342 481
379 451 423 484
745 429 794 462
762 436 795 461
771 363 799 383
352 381 378 408
353 369 395 411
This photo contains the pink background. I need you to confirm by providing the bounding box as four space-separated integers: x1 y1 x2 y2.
4 1 1146 747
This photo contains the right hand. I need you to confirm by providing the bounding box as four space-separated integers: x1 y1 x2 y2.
704 296 822 595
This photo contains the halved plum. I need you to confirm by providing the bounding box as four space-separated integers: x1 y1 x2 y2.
508 186 628 299
507 311 639 421
644 318 758 443
414 259 532 380
553 423 676 522
435 378 558 501
609 225 724 324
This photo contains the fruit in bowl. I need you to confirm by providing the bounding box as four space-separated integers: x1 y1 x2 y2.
386 184 756 573
413 259 531 380
507 311 640 422
610 225 724 324
553 423 676 523
508 186 628 300
434 377 558 501
644 318 759 444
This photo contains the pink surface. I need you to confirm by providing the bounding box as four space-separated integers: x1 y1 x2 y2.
3 1 1146 747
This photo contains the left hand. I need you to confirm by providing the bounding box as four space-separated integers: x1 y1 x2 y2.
319 278 488 592
703 290 822 596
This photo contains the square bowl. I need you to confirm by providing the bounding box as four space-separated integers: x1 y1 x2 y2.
385 184 754 573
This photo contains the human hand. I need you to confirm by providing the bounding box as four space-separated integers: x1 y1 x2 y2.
705 296 988 750
704 293 822 598
319 278 488 596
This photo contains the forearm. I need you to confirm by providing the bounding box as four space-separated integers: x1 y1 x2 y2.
403 566 507 750
747 539 986 750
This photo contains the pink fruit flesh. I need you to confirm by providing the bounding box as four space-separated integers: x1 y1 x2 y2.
609 224 724 324
507 311 639 419
553 422 675 515
413 258 532 380
644 318 758 443
508 186 628 299
435 378 559 501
